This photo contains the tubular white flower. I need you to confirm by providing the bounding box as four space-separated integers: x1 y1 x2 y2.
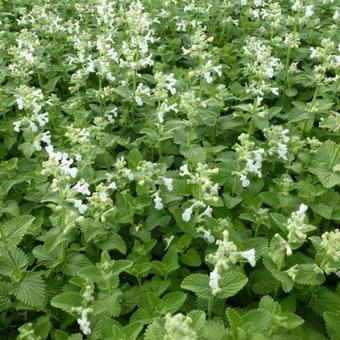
70 199 87 215
163 177 173 191
179 164 190 176
153 192 164 210
74 179 91 196
13 121 21 132
305 5 314 18
77 308 91 336
209 268 221 295
240 249 256 267
240 174 250 188
182 207 193 222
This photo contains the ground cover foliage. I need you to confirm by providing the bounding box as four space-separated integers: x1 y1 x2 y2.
0 0 340 338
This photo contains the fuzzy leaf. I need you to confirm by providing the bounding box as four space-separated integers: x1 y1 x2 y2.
0 215 34 246
324 311 340 340
310 141 340 188
51 292 82 313
294 264 325 285
14 272 45 307
160 291 187 314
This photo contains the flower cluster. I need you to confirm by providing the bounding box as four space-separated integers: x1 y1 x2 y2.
234 133 265 187
164 313 197 340
286 204 315 247
264 125 290 161
207 229 255 294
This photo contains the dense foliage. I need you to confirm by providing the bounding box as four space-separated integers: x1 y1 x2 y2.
0 0 340 338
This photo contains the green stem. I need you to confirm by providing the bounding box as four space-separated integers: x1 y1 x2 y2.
281 46 291 105
99 76 103 115
208 298 214 319
254 223 260 237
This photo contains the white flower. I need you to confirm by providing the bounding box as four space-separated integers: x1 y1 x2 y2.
333 10 339 20
41 131 51 145
163 177 173 191
108 181 117 190
166 73 177 95
37 112 49 127
182 207 193 222
135 96 143 106
153 193 164 210
305 5 314 18
71 199 87 214
29 122 38 132
13 121 21 132
124 169 135 181
277 143 288 160
199 228 215 243
204 72 213 84
202 206 213 217
164 235 175 250
310 47 318 59
77 308 91 335
74 179 91 196
34 141 42 151
271 87 279 96
68 167 78 178
75 154 82 162
209 268 221 294
179 164 190 176
240 174 250 188
100 192 108 202
240 249 256 267
45 144 54 154
298 203 308 214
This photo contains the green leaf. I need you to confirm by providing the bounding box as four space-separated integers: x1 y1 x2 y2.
324 311 340 340
181 274 212 299
0 281 12 311
93 291 122 317
181 271 247 300
160 291 187 314
217 270 248 299
51 292 82 313
111 260 133 275
294 264 325 285
0 215 35 246
309 287 340 316
144 318 165 340
0 246 28 278
180 248 201 267
310 141 340 188
14 272 45 307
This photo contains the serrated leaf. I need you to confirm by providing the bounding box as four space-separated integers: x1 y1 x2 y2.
181 274 212 299
181 270 247 300
310 141 340 188
294 264 325 285
309 287 340 316
111 260 133 275
0 215 35 246
0 246 28 277
160 291 187 314
93 291 121 317
0 281 12 311
51 292 82 313
324 311 340 340
144 318 165 340
14 272 45 307
61 253 92 276
217 270 248 299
